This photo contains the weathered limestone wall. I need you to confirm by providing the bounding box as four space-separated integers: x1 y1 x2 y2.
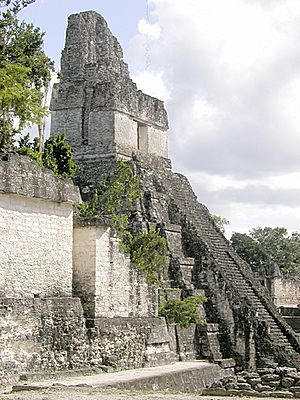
273 278 300 307
0 300 175 385
89 317 175 369
72 226 97 318
0 154 80 298
73 224 158 319
0 194 73 298
114 113 168 158
0 298 89 384
115 112 138 155
51 108 117 161
147 125 168 158
0 153 80 203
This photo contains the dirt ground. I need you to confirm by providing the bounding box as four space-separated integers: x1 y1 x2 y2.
0 386 293 400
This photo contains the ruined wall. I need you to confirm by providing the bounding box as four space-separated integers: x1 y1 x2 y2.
273 278 300 307
73 224 158 319
50 11 169 162
0 299 174 385
89 317 175 369
0 194 73 298
114 113 168 158
0 154 80 298
0 298 89 384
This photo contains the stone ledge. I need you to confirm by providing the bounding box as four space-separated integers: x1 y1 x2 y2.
12 361 233 394
0 153 80 204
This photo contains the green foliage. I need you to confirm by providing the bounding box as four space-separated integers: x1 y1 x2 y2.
42 134 79 179
99 161 141 216
77 189 99 218
231 227 300 278
159 296 207 328
129 228 167 285
0 0 36 15
14 133 78 178
78 162 168 285
0 8 54 88
78 161 140 223
0 2 54 149
0 62 47 149
211 214 230 234
15 132 41 163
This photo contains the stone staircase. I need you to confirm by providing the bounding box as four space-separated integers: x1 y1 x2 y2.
134 152 300 369
160 170 300 367
152 208 235 368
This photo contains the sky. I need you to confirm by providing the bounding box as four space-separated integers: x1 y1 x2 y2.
18 0 300 237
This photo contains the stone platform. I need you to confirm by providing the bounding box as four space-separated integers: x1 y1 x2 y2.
12 361 233 394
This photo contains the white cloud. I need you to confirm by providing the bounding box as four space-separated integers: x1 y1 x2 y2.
128 0 300 235
132 70 170 102
138 19 161 40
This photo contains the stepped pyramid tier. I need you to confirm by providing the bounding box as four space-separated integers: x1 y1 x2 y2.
50 11 168 164
134 154 300 369
51 10 300 372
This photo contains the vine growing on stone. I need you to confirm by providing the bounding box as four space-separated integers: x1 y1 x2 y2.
78 161 168 285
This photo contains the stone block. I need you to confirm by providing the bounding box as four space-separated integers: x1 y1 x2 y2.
204 323 219 332
262 373 281 382
268 380 281 388
255 383 273 392
258 367 276 375
165 289 181 300
276 367 298 376
237 382 252 390
238 389 257 396
248 377 262 386
225 382 238 390
216 358 236 369
270 391 294 398
282 377 296 388
290 386 300 393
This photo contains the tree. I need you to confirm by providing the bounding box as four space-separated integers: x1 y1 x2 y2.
0 61 47 149
211 214 230 234
0 1 36 14
231 227 300 278
0 0 54 150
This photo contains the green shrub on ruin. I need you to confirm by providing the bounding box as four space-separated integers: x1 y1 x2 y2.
15 133 42 165
77 189 99 218
78 161 168 285
42 134 79 179
159 296 206 328
129 228 167 285
15 133 79 179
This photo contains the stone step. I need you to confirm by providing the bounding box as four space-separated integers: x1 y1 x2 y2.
13 361 234 394
166 171 300 362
